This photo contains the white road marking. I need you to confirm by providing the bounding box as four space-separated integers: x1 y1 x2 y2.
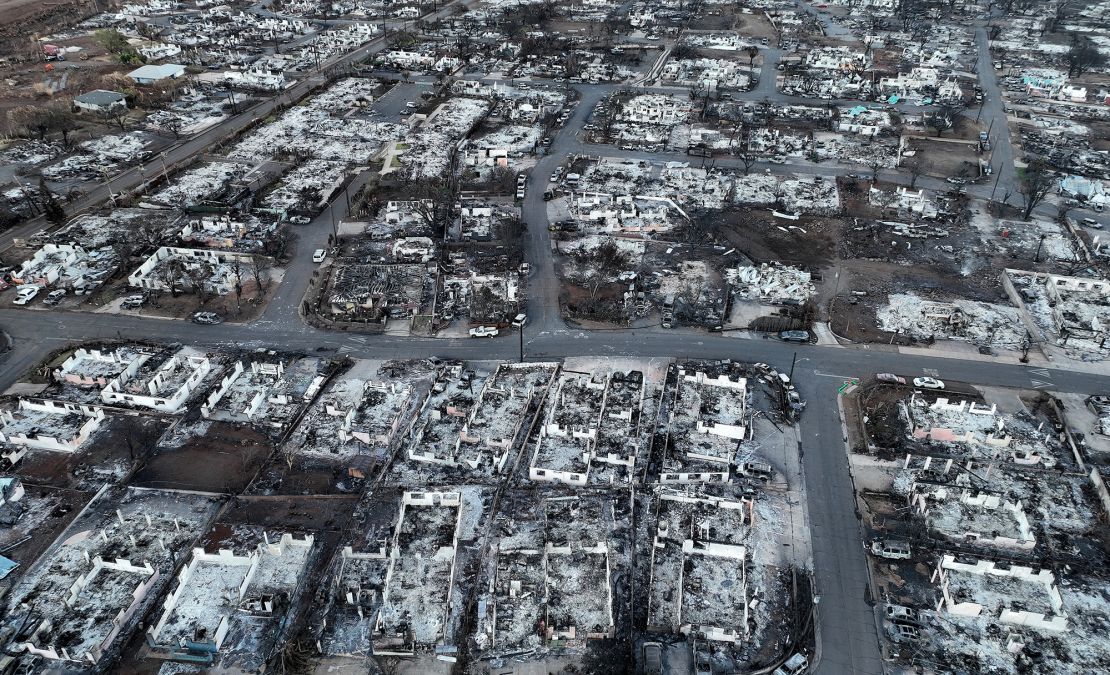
813 371 856 379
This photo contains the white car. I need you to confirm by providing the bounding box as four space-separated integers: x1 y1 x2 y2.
312 249 327 263
913 377 945 390
13 285 41 305
511 313 527 328
120 294 146 309
469 326 499 338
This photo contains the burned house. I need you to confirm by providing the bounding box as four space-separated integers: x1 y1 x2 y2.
414 363 555 474
373 491 462 655
647 488 753 643
529 369 647 486
658 366 750 483
145 532 315 664
325 263 430 324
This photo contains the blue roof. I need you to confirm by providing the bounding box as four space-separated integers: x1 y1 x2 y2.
0 555 18 580
887 95 900 104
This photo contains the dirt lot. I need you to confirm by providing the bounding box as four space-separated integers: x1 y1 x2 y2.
715 208 841 268
687 10 779 39
130 422 275 493
246 448 378 496
218 495 361 532
14 413 167 489
904 135 985 179
0 0 79 25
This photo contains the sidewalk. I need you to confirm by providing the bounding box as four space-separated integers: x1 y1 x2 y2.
818 321 1110 376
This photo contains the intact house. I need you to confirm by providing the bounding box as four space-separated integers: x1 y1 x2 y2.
223 64 288 92
127 64 186 85
73 90 128 115
878 67 962 103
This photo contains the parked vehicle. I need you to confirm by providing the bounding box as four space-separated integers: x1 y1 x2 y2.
469 326 498 338
773 653 810 675
913 377 945 390
312 249 327 263
876 373 906 384
42 289 66 306
120 294 146 309
643 642 662 675
511 313 527 328
870 539 912 560
740 461 774 483
13 285 41 305
192 311 223 325
779 330 810 343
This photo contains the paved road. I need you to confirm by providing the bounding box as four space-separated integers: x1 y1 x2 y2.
975 25 1018 205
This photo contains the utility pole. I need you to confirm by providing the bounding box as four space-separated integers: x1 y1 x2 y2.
518 326 524 363
789 351 797 380
101 169 117 205
329 200 338 243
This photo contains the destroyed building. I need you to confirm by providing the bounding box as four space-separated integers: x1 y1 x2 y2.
200 357 327 434
1 488 222 668
658 366 750 483
145 532 315 664
373 491 462 655
529 369 646 486
414 363 555 475
647 488 753 643
100 347 214 414
128 246 261 297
